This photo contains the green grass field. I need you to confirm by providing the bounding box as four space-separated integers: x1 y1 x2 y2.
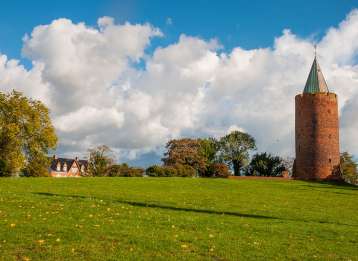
0 178 357 261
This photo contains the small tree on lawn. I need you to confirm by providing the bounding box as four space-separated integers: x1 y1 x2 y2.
162 138 208 175
245 152 286 177
198 137 219 164
217 131 256 176
87 145 114 177
0 90 57 177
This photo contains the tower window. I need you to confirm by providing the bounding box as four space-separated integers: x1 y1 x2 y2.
328 134 332 139
329 158 332 163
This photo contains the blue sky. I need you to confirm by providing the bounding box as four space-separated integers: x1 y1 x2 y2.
0 0 357 63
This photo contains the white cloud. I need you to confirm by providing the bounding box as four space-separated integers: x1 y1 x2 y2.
0 10 358 164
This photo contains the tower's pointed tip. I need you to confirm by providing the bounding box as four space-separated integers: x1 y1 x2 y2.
303 54 329 94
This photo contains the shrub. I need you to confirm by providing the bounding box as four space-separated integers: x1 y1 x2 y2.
146 165 166 177
145 164 196 177
173 164 196 177
163 166 177 177
245 153 285 177
205 163 230 178
0 159 11 177
22 157 51 177
106 164 144 177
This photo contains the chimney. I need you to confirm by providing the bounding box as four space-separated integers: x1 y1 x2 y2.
53 155 57 160
75 156 78 161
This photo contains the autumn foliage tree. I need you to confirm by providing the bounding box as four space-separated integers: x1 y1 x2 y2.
0 91 57 177
162 138 208 175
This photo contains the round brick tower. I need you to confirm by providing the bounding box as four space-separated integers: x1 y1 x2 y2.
294 57 341 180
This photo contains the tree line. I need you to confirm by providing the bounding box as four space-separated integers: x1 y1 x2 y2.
87 132 291 178
0 90 357 184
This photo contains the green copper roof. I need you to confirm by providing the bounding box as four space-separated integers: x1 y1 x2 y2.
303 57 329 93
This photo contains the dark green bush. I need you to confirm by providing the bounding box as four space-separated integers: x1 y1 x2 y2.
245 153 285 177
146 165 166 177
0 159 11 177
145 164 196 177
163 166 177 177
106 164 144 177
173 164 196 177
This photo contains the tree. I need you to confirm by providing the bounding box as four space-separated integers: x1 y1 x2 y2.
245 152 286 177
282 157 295 176
217 131 256 176
87 145 114 177
162 138 208 175
340 152 358 185
198 138 219 164
0 90 57 176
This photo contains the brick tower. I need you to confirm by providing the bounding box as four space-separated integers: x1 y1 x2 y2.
294 56 341 180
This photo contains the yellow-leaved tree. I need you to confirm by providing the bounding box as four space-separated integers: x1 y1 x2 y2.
0 91 57 177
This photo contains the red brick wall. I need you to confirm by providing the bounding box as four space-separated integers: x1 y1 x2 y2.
294 93 340 180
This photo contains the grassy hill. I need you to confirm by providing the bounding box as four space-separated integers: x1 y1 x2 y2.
0 178 357 260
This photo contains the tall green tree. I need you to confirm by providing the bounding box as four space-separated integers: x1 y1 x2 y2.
218 130 256 176
198 138 219 164
245 152 286 177
87 145 114 177
0 90 57 177
340 152 358 185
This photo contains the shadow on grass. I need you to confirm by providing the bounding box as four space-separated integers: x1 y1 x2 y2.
294 186 357 196
33 192 278 220
32 192 358 227
299 181 358 192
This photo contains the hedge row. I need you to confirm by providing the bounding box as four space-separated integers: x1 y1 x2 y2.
146 164 196 177
101 163 231 178
145 163 230 178
106 164 144 177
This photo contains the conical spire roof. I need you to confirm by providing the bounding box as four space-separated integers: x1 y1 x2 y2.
303 57 329 93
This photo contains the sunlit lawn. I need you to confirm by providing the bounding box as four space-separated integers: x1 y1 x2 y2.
0 177 357 260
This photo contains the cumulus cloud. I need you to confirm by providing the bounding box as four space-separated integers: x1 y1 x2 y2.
0 10 358 164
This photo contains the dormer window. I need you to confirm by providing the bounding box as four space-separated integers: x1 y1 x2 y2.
71 165 78 174
56 162 61 172
63 163 67 172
